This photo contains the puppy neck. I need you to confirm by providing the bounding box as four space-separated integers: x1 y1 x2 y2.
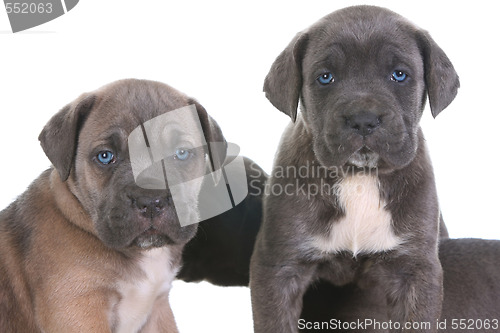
49 169 97 236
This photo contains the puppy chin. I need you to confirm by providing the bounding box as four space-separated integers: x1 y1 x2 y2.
347 147 380 168
134 229 174 249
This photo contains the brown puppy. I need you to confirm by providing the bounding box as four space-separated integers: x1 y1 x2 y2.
0 79 226 332
250 5 459 333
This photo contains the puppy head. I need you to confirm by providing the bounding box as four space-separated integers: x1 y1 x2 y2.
39 79 226 250
264 5 459 171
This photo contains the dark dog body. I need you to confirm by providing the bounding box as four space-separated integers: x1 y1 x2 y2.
0 79 226 332
300 238 500 332
178 157 266 286
250 6 459 332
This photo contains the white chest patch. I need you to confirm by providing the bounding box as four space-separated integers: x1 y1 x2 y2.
114 247 176 333
311 175 403 256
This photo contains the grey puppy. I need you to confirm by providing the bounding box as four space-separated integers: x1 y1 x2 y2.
250 5 459 333
0 79 226 332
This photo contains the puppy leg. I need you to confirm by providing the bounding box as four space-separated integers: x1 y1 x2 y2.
383 255 443 333
250 243 316 333
141 294 178 333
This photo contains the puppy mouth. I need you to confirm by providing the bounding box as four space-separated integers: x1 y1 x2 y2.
133 227 175 249
347 146 380 168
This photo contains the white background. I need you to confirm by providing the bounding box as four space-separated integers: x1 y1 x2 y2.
0 1 499 332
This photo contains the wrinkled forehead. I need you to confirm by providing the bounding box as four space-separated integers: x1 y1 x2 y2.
304 15 423 71
133 104 206 150
82 83 205 149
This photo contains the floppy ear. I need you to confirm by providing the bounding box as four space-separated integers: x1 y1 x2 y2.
263 32 309 122
38 94 96 181
189 99 227 182
418 30 460 118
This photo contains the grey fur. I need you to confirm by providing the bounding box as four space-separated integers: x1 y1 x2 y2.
251 6 459 333
300 238 500 332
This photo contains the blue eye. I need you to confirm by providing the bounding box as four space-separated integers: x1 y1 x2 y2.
317 72 334 85
97 151 115 165
391 70 407 82
174 148 191 161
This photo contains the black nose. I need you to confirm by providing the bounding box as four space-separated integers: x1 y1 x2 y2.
134 196 168 218
346 112 381 136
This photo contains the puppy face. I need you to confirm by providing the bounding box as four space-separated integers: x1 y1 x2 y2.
301 13 426 170
264 6 459 171
39 79 226 250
